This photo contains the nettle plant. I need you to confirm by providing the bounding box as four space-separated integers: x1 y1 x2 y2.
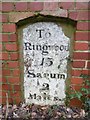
66 74 90 113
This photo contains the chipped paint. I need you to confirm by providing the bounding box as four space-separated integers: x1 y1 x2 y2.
23 22 70 105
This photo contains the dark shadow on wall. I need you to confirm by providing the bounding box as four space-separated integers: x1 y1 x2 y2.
16 14 77 28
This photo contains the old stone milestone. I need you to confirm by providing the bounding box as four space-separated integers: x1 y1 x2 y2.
23 22 70 105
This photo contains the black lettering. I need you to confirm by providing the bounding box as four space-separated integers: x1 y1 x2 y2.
42 51 48 55
42 45 48 51
60 74 65 79
33 94 36 99
43 93 46 100
36 44 42 50
40 58 53 66
40 58 44 66
37 95 41 100
36 29 44 38
50 73 56 78
37 80 40 86
60 45 64 51
46 58 53 66
43 73 49 78
47 95 51 100
48 45 52 50
45 32 51 38
37 73 42 78
42 45 48 55
24 42 32 50
27 71 36 78
32 44 35 50
55 45 59 51
29 93 33 99
54 97 59 101
57 74 65 79
65 46 69 51
43 83 49 90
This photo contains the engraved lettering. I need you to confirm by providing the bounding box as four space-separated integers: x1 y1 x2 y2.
24 22 70 105
24 42 32 50
27 71 36 78
36 29 44 38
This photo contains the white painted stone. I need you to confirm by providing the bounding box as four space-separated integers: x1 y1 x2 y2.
23 22 70 105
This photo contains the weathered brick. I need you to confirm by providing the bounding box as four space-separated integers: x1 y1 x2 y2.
2 34 8 42
0 33 1 42
13 91 21 97
9 12 34 22
76 2 89 10
0 91 2 97
2 69 11 76
28 2 43 11
2 91 9 97
75 32 89 41
2 52 9 60
2 2 14 12
0 77 2 83
87 62 90 69
9 52 18 60
0 44 2 51
43 2 58 11
2 84 12 91
0 52 2 60
12 69 20 76
2 24 16 33
9 34 17 42
78 11 89 20
5 43 18 51
71 77 83 84
82 70 90 75
11 93 22 103
1 14 8 22
7 61 19 68
0 14 1 22
0 3 2 12
72 69 90 77
59 2 74 10
74 42 89 51
0 85 1 91
40 9 68 18
2 62 8 69
73 52 89 60
15 2 27 11
72 61 85 68
8 77 20 84
0 97 13 104
72 69 81 77
70 98 82 107
14 85 21 91
0 98 4 104
2 44 5 51
69 11 78 20
73 85 81 91
14 97 22 104
2 61 8 68
77 22 89 30
2 97 13 104
0 69 2 76
2 77 7 83
69 11 89 20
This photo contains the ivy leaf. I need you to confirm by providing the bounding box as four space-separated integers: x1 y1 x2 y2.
75 92 82 100
80 74 90 79
81 88 90 95
85 80 90 86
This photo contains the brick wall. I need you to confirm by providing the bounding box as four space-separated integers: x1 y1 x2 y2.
1 2 90 105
